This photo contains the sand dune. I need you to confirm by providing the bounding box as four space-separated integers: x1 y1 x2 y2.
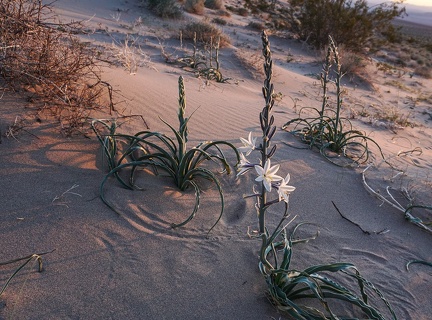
1 1 431 319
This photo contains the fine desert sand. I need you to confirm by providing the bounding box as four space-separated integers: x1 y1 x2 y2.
1 1 431 319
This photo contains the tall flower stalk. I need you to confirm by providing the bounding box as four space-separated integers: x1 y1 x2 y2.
238 31 397 319
237 31 295 273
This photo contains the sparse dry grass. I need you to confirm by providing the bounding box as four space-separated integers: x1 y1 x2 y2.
373 20 432 79
107 34 153 74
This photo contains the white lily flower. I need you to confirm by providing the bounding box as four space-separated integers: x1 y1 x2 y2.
238 132 257 156
277 173 296 203
237 153 253 176
254 159 283 192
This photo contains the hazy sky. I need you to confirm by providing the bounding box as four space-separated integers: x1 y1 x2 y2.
369 0 432 8
405 0 432 6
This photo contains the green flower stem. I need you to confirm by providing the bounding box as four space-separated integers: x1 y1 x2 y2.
330 37 343 136
178 76 187 159
258 31 277 268
320 45 332 127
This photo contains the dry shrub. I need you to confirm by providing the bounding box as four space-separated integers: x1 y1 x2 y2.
205 0 224 10
248 21 265 31
414 66 432 79
237 7 249 16
212 17 227 25
320 44 369 81
216 9 231 17
107 34 153 74
181 21 230 47
184 0 205 15
0 0 110 135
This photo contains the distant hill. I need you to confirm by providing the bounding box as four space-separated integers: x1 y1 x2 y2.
368 1 432 27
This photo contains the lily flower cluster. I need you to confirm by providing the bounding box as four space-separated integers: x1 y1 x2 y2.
238 132 295 203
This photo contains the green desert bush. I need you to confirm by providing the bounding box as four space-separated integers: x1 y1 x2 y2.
286 0 406 51
146 0 183 18
184 0 205 15
92 76 240 232
282 36 385 166
236 30 396 319
0 0 109 135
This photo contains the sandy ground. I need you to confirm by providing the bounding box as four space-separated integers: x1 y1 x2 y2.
1 1 431 319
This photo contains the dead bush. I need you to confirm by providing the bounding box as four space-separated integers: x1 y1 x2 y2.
181 21 230 47
414 66 432 79
0 0 111 135
184 0 205 15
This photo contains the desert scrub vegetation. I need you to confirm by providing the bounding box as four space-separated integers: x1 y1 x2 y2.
0 0 110 135
225 5 248 16
107 34 153 75
181 21 230 48
92 76 240 233
236 31 396 319
184 0 205 15
164 30 230 82
162 22 231 82
283 36 385 167
204 0 224 10
246 0 406 52
318 43 370 83
211 17 227 26
146 0 183 18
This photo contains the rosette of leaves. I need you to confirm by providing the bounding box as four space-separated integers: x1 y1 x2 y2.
261 225 397 319
282 36 385 167
237 31 397 319
94 76 240 232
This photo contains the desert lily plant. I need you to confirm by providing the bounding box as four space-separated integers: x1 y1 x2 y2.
92 76 240 232
282 36 385 166
237 31 397 319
